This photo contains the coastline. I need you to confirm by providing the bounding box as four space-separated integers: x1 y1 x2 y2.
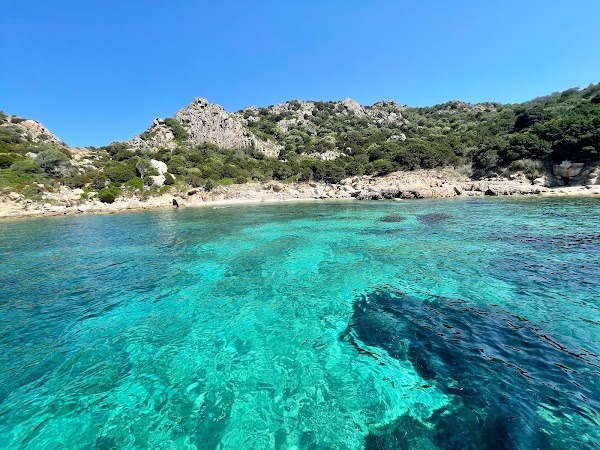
2 172 599 220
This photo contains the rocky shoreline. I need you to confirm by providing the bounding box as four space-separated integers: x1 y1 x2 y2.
1 169 599 220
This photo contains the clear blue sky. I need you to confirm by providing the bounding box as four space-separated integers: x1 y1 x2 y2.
1 0 599 147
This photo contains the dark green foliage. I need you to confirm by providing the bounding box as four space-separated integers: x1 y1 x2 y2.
0 153 21 169
61 172 94 188
98 186 121 203
102 142 130 157
164 118 189 141
0 126 24 153
204 178 216 191
103 161 137 183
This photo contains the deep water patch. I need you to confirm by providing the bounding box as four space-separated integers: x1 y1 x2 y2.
342 288 600 449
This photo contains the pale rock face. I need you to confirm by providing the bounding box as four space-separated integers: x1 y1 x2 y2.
335 98 367 118
176 98 282 157
366 101 406 125
128 124 177 151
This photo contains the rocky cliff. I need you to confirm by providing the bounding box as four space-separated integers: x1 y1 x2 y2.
123 96 408 158
126 98 282 157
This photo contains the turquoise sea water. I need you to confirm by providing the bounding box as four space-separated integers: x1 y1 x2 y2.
0 198 599 449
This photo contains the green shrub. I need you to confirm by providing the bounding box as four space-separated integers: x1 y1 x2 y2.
204 178 216 191
124 177 144 190
185 173 204 187
36 148 71 176
61 173 93 188
0 153 21 169
164 118 189 142
98 186 121 203
104 161 136 183
10 159 38 174
164 174 175 185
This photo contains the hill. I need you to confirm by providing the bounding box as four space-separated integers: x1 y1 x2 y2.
1 83 599 207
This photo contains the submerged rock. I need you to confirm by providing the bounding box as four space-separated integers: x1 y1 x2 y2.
378 214 406 223
341 288 600 449
418 213 450 224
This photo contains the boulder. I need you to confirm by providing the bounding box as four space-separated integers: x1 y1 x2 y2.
150 159 168 175
150 174 166 187
553 161 585 178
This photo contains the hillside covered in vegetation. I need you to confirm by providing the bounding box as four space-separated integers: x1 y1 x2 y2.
1 83 599 202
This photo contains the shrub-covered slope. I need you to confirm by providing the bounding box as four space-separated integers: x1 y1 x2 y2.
1 83 598 200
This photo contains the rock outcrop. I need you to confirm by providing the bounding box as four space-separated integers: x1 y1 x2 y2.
127 98 282 157
1 117 63 145
175 98 281 156
335 98 367 118
128 124 177 152
149 159 170 187
553 160 585 178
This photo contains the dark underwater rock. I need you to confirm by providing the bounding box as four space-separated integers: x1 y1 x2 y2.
378 214 406 223
418 213 450 224
341 288 600 449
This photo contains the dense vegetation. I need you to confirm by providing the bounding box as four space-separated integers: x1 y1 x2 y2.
1 83 599 200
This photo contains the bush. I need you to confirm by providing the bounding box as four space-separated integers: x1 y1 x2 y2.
61 173 93 188
204 178 216 191
509 159 544 182
164 118 189 141
124 177 144 190
0 153 21 169
98 186 121 203
163 174 175 185
104 161 136 183
10 159 38 174
36 148 71 176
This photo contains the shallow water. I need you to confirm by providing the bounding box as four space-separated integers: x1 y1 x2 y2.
0 198 599 449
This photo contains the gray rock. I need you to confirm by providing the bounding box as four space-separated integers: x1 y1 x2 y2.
175 98 281 157
335 98 366 118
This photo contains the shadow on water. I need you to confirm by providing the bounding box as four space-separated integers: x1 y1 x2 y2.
341 288 600 450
